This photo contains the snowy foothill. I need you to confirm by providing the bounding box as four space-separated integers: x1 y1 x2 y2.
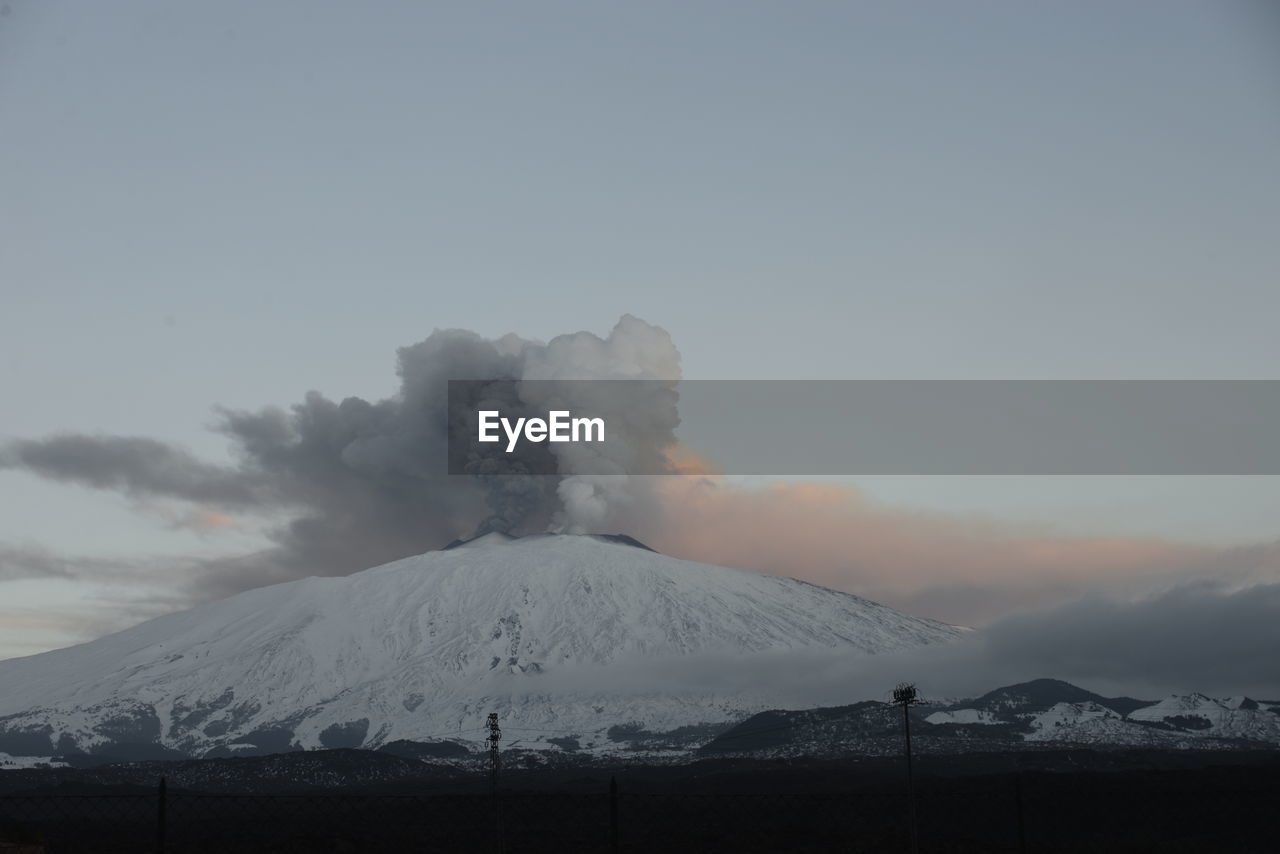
0 752 64 770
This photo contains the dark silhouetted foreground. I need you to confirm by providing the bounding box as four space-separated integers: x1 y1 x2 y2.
3 756 1280 852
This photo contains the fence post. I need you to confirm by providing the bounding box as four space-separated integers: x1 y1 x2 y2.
1014 773 1027 854
610 776 619 854
156 776 167 854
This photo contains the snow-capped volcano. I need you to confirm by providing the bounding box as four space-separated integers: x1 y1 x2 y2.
0 533 961 759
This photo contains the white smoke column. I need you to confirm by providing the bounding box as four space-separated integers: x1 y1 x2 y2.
553 477 612 533
518 315 682 534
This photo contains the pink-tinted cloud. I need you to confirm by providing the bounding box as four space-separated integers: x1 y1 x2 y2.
618 476 1278 626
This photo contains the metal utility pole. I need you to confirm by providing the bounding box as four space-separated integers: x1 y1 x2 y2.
486 712 502 792
892 682 923 854
486 712 504 854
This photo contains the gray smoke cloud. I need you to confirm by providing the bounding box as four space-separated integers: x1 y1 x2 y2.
0 545 82 582
0 315 682 595
0 435 267 506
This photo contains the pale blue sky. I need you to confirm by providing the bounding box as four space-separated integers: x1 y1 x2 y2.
1 1 1278 658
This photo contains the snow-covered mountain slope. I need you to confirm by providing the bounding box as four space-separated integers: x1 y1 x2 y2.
1020 701 1155 744
0 752 64 770
926 680 1280 748
0 533 961 759
1125 693 1280 741
924 708 1001 726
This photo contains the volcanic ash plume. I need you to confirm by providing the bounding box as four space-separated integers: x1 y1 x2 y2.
0 315 682 592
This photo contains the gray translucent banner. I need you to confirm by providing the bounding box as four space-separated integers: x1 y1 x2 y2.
448 380 1280 475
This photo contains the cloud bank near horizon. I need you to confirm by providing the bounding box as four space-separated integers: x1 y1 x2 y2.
523 580 1280 703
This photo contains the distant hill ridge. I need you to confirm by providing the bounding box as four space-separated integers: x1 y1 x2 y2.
700 679 1280 757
